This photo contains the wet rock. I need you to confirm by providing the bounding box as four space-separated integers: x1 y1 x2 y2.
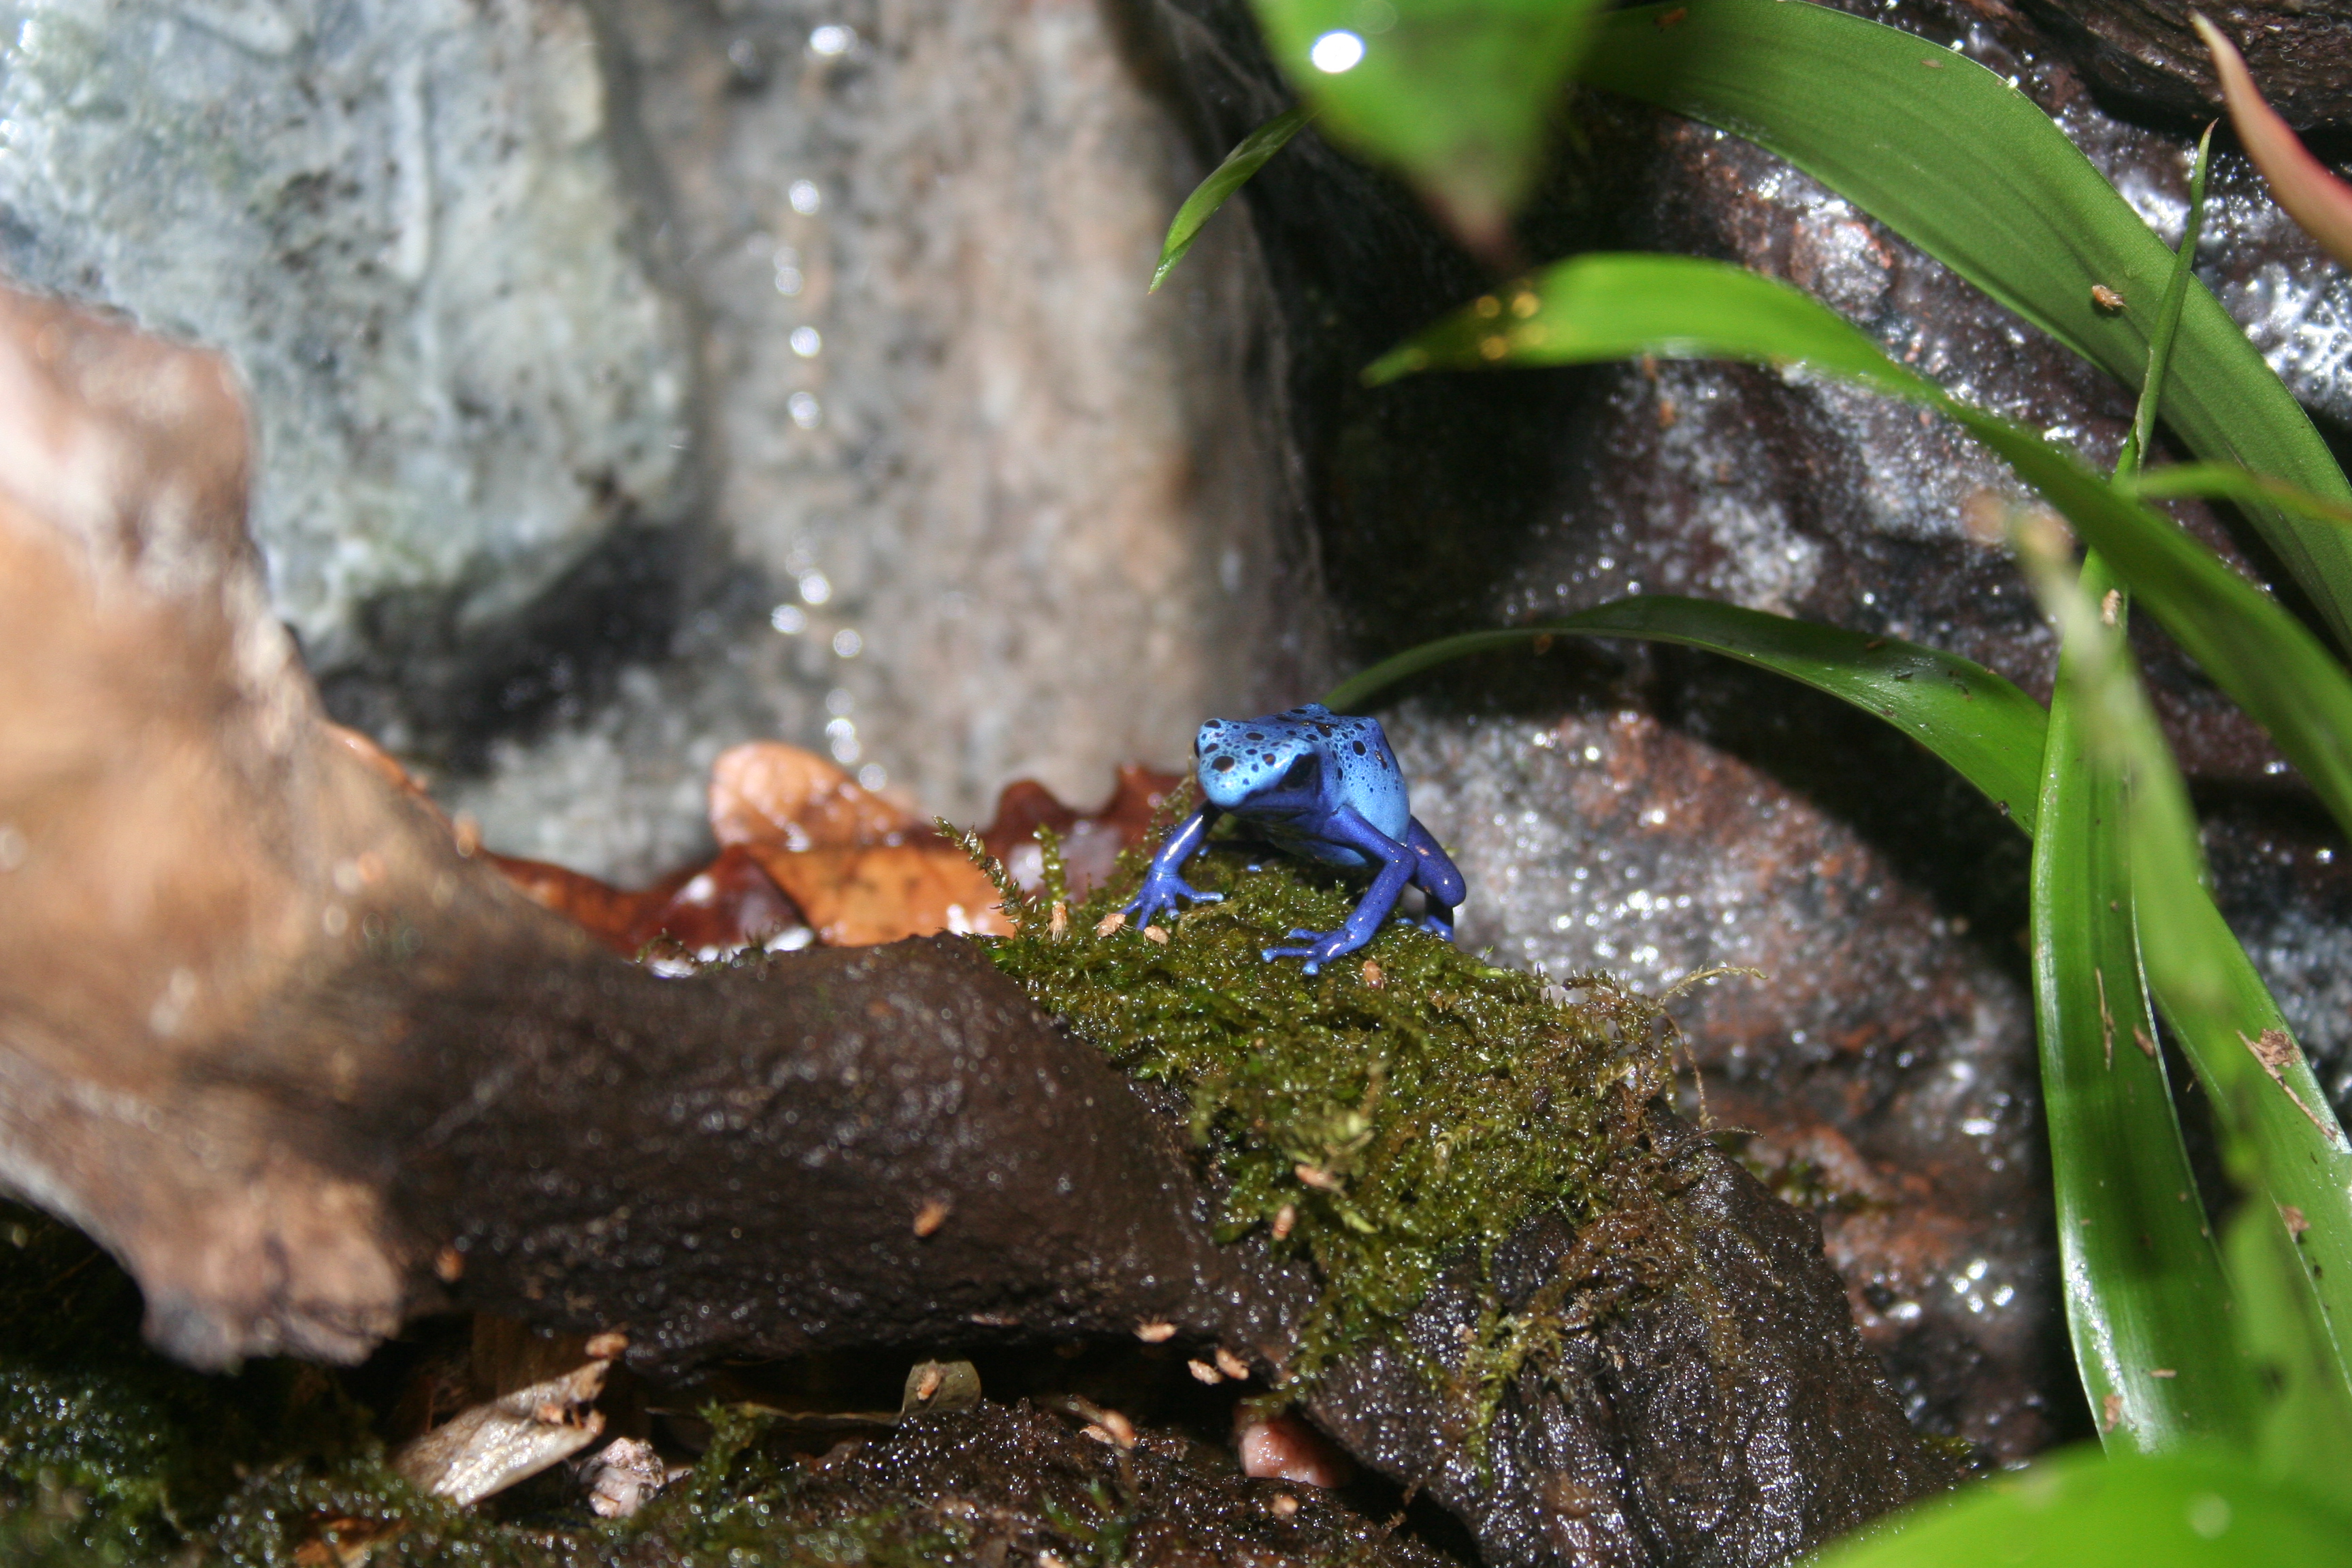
2021 0 2352 131
0 0 694 688
1307 1117 1961 1567
432 0 1310 876
788 1400 1458 1568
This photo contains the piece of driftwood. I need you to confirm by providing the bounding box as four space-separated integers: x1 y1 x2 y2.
0 283 1239 1373
0 284 1953 1563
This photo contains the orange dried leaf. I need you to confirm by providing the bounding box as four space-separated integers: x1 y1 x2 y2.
745 842 1014 946
709 742 917 853
2195 14 2352 270
487 853 650 949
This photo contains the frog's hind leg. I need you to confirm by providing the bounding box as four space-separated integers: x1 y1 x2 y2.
1405 817 1465 943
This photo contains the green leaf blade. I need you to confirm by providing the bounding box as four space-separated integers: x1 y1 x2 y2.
2029 551 2257 1451
1584 0 2352 649
1324 595 2048 830
1808 1445 2352 1567
1152 105 1316 293
1249 0 1603 245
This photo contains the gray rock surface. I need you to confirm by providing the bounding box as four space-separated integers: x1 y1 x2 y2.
0 0 695 680
431 0 1305 873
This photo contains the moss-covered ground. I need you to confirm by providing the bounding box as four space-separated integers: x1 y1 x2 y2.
975 818 1681 1409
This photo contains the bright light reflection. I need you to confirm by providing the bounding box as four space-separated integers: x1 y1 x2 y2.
1309 30 1365 72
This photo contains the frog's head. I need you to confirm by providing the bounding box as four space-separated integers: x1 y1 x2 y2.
1194 711 1324 811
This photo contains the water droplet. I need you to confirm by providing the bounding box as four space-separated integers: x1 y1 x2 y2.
825 687 855 716
832 627 864 658
830 732 862 764
2186 1494 2230 1539
1309 30 1365 71
809 24 855 56
790 325 823 357
770 603 807 634
798 570 832 605
789 391 822 429
789 179 823 216
857 763 888 791
774 266 804 297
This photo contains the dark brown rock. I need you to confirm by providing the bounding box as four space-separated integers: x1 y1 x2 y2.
1306 1118 1959 1568
2020 0 2352 131
787 1400 1459 1568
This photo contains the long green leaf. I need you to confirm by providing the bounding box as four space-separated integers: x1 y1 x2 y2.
2021 136 2253 1452
2125 463 2352 528
1152 105 1316 293
1249 0 1605 246
2120 125 2212 476
2016 510 2352 1496
1323 595 2046 823
1365 252 2352 1373
1806 1444 2352 1567
1583 0 2352 649
2031 552 2252 1450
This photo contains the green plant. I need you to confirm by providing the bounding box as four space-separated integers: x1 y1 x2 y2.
1158 0 2352 1556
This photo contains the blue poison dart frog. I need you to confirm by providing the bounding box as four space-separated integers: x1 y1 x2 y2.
1122 703 1466 972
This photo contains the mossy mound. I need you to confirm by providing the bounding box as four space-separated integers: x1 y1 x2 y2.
977 824 1682 1405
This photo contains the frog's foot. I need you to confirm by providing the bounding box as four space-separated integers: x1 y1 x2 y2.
1121 875 1222 932
1261 926 1366 975
1416 904 1458 943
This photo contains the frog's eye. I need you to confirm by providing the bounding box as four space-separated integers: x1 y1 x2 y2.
1281 753 1320 791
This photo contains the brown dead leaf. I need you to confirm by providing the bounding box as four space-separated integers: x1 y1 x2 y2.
746 842 1013 945
710 742 917 853
487 845 804 959
488 853 651 949
980 764 1185 898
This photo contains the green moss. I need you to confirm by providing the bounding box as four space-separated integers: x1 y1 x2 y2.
975 819 1682 1414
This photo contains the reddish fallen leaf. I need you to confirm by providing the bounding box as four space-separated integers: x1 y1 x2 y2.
625 845 806 957
487 852 655 949
978 764 1184 898
342 727 1164 956
489 846 806 960
710 742 916 852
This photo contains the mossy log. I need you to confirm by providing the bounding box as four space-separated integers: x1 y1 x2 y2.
0 284 1953 1563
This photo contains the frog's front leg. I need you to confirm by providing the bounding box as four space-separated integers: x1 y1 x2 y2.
1121 804 1225 929
1406 817 1464 943
1262 804 1417 973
